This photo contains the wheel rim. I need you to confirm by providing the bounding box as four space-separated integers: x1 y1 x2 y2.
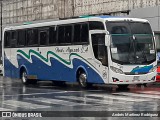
22 71 27 83
79 73 87 87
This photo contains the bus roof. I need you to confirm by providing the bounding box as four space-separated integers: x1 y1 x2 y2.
4 15 149 31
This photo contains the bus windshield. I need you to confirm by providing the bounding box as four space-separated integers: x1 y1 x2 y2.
106 22 156 65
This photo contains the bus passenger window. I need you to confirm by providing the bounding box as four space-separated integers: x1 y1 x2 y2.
4 31 11 47
39 29 49 46
58 26 65 44
10 31 17 47
65 25 72 43
49 27 57 45
81 23 89 43
73 24 81 43
18 30 26 46
27 29 38 46
89 21 105 30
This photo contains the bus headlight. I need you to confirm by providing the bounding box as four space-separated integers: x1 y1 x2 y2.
110 66 124 74
149 65 157 73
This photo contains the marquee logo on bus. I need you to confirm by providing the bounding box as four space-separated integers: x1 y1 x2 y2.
55 46 88 53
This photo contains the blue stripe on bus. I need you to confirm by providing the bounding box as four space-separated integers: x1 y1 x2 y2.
4 54 105 84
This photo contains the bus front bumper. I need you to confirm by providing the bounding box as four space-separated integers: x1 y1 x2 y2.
109 71 156 84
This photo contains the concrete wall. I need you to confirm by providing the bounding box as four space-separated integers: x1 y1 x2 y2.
129 6 160 32
2 0 160 26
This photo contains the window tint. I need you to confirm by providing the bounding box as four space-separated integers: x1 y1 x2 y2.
39 28 49 46
73 23 89 44
4 31 11 47
89 21 105 30
58 26 65 44
49 26 57 45
73 24 81 43
11 31 17 40
27 29 38 46
18 30 26 46
65 25 72 43
10 31 17 47
81 23 89 43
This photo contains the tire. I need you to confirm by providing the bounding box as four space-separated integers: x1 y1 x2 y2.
21 70 29 85
21 70 37 85
118 84 129 90
78 72 92 88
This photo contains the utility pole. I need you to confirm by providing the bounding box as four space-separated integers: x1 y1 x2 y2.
0 0 2 42
0 0 2 64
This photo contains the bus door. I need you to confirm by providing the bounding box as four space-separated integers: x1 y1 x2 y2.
90 30 109 83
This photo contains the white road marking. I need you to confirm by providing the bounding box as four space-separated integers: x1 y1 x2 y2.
0 108 12 111
112 92 160 99
2 90 82 97
56 96 129 105
25 97 88 106
3 100 50 109
87 94 151 102
136 91 160 95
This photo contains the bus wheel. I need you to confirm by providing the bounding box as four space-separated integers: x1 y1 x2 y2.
78 72 92 88
21 70 29 85
118 84 129 90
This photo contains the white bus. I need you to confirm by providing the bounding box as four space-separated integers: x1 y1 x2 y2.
2 16 157 88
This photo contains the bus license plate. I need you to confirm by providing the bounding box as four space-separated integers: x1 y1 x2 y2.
133 76 140 80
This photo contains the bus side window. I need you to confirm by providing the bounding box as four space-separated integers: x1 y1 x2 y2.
81 23 89 43
73 23 89 44
73 24 81 43
18 30 26 47
10 31 17 48
39 28 49 46
89 21 105 30
65 25 72 44
49 26 57 45
27 29 38 46
4 31 11 48
58 26 65 44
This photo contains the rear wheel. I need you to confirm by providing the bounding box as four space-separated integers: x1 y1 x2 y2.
21 70 37 85
21 70 29 85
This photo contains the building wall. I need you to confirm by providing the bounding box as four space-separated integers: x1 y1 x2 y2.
2 0 160 26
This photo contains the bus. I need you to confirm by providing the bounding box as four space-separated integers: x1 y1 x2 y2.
2 16 157 88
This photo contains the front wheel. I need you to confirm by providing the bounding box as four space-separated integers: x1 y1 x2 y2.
78 72 92 88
